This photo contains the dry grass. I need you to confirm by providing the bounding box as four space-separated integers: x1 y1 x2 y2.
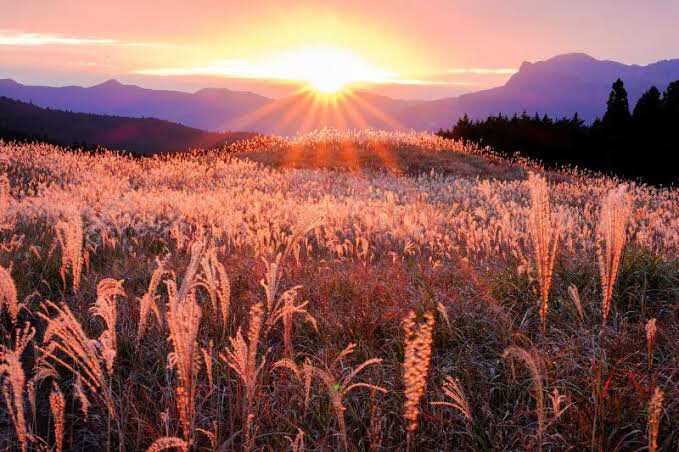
646 318 657 369
402 311 435 442
55 212 84 293
527 173 561 331
48 381 64 452
166 241 204 443
146 437 187 452
596 185 633 323
502 346 545 452
648 387 664 452
0 323 34 452
222 302 265 451
0 133 678 450
431 375 472 422
0 265 18 323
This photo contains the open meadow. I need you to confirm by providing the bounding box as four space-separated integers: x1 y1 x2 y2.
0 130 678 450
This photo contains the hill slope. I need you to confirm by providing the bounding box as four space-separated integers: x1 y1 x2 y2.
0 96 254 154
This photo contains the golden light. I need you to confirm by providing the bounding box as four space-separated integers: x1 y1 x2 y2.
279 47 396 94
309 76 346 94
137 46 397 95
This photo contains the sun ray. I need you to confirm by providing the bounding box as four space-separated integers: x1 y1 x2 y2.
273 92 315 135
344 90 404 130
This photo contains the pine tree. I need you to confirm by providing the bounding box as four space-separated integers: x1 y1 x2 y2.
662 80 679 118
633 86 661 122
632 86 663 183
603 79 631 129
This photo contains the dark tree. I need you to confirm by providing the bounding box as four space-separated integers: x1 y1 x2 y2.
630 87 663 181
662 80 679 122
437 78 679 186
602 79 631 129
633 86 662 122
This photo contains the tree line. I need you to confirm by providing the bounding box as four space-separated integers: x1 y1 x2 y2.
437 79 679 186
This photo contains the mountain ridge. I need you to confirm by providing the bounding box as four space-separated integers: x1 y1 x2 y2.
0 96 255 154
2 53 679 134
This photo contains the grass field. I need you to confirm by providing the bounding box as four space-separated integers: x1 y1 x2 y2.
0 130 678 451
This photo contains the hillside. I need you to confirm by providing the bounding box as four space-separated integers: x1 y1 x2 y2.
0 96 255 154
1 133 678 450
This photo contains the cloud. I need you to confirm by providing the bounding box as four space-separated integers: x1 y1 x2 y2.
447 67 517 75
0 30 152 47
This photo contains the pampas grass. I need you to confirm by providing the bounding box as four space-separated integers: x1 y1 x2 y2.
0 322 35 452
527 173 561 332
402 311 435 441
0 264 18 323
645 318 657 369
55 212 84 292
222 302 265 451
165 241 204 442
503 346 544 452
596 185 633 324
90 278 125 376
48 381 64 452
146 436 187 452
197 247 231 328
38 300 116 417
647 387 664 452
1 134 678 450
266 285 317 359
137 256 168 343
278 343 384 451
431 375 472 422
567 284 584 321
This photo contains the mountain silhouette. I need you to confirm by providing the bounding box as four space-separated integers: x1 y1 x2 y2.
0 78 270 132
2 53 679 134
0 96 255 154
397 53 679 129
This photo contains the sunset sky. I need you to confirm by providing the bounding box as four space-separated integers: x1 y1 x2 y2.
3 0 679 99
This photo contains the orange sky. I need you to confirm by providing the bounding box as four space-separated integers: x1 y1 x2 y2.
2 0 679 99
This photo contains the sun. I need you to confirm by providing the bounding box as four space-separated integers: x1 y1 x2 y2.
272 47 396 95
309 76 348 94
137 46 396 96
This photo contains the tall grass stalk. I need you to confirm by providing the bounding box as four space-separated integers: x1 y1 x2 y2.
137 256 168 343
431 375 473 422
402 311 435 444
0 264 19 323
596 185 632 324
0 322 35 452
49 381 65 452
527 173 561 332
502 346 544 452
55 212 84 293
165 241 204 443
222 302 265 451
647 387 664 452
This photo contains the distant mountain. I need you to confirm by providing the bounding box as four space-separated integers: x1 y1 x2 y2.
398 53 679 130
0 96 255 154
0 78 270 132
2 53 679 134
